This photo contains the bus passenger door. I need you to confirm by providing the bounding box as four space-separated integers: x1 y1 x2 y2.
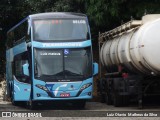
13 52 31 101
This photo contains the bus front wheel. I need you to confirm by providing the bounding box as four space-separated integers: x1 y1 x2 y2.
27 99 37 110
11 90 18 106
72 100 86 109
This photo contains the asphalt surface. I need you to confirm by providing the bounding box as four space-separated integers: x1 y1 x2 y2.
0 100 160 111
0 99 160 120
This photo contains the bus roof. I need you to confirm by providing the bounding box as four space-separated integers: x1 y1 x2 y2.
7 12 87 33
29 12 87 19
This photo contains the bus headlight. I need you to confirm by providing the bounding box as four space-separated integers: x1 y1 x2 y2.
76 83 92 97
80 83 92 91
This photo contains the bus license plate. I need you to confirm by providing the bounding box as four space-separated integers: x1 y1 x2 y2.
60 93 70 97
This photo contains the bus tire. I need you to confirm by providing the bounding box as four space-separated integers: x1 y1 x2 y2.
27 99 37 110
11 91 18 106
72 100 86 109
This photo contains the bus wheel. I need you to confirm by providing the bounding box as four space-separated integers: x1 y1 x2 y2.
27 99 36 110
11 98 16 106
11 91 18 106
72 100 86 109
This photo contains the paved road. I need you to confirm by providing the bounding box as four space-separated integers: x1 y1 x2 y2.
0 100 160 120
0 101 160 111
1 100 160 111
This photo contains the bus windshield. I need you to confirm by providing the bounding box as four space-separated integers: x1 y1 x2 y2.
33 19 89 41
34 48 92 82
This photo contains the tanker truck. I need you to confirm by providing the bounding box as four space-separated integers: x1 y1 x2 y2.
98 14 160 108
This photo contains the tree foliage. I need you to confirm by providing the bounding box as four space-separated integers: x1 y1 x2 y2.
0 0 160 75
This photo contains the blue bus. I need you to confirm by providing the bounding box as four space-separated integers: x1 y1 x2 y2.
6 12 98 109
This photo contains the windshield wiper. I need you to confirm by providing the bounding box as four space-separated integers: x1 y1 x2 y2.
64 70 83 76
36 74 63 79
53 71 64 76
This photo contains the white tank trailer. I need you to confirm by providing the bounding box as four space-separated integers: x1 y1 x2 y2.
98 14 160 108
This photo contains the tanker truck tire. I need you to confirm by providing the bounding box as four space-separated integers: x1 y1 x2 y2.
98 78 106 103
105 93 112 105
105 79 112 105
113 93 123 107
113 78 124 107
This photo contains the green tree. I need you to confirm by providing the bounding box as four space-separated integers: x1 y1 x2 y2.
1 0 160 76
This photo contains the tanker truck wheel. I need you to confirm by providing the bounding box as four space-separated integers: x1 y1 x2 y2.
113 78 123 107
104 79 112 105
105 93 112 105
97 78 106 103
113 93 123 107
112 85 123 107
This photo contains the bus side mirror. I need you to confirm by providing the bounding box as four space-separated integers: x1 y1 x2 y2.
23 63 29 76
93 62 98 76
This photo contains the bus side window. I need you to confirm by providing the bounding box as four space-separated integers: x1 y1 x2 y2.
13 52 30 84
16 22 27 41
6 31 14 49
26 27 31 42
